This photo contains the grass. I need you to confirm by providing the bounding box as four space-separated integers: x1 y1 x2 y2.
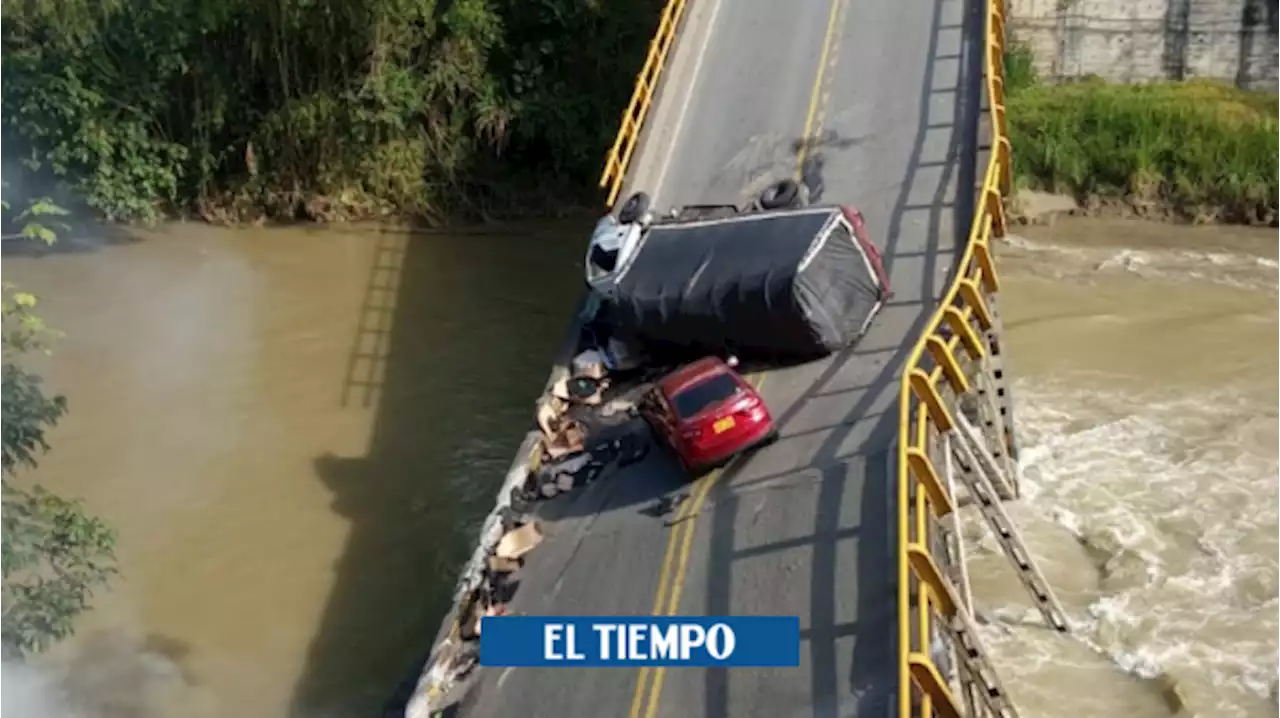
1003 47 1279 224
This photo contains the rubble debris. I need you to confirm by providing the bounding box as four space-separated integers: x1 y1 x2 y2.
527 452 587 499
602 335 644 372
487 555 522 573
535 394 588 459
644 492 690 518
401 433 550 717
536 395 562 435
542 420 586 459
495 520 544 561
406 331 658 715
571 349 608 379
446 435 541 605
600 396 636 417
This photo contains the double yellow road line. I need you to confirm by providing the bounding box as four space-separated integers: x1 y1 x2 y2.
627 2 845 716
795 0 848 180
627 372 768 718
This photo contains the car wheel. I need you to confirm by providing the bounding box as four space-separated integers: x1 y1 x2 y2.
758 179 806 210
762 429 780 446
618 191 652 225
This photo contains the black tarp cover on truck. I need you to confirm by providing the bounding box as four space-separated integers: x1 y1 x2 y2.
609 206 884 359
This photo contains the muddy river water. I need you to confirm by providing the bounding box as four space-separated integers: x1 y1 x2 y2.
2 217 1276 718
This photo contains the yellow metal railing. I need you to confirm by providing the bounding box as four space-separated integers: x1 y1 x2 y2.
598 0 689 208
895 0 1011 715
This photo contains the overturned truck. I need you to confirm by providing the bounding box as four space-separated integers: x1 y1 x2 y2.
601 200 893 360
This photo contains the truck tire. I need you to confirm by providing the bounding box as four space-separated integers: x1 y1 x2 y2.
758 179 806 210
618 191 652 224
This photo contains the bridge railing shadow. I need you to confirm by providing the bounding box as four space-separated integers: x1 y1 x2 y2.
693 0 986 714
291 224 589 718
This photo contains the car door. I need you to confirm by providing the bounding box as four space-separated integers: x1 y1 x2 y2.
652 391 680 450
639 389 669 443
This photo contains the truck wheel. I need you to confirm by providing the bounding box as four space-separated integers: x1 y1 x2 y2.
758 179 806 210
618 191 652 224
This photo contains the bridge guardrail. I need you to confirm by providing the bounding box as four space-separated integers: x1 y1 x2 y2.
894 0 1011 715
599 0 1013 714
598 0 689 208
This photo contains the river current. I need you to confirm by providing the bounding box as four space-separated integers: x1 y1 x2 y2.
2 217 1275 718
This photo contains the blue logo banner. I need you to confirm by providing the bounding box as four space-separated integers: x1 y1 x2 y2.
479 616 801 667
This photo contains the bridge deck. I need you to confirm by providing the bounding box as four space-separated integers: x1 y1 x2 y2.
454 0 984 715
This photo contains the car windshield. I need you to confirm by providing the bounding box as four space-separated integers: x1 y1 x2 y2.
589 244 619 273
671 372 742 419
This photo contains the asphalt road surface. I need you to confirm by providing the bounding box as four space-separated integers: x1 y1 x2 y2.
454 0 985 715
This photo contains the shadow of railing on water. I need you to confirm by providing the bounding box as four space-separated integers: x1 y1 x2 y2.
291 224 588 718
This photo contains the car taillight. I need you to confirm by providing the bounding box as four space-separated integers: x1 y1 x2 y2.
732 396 767 422
841 206 866 237
841 205 892 300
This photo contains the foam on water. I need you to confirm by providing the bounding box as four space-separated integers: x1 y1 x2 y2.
1003 234 1280 294
993 376 1279 717
972 226 1279 715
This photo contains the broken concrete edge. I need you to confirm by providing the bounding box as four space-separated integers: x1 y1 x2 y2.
400 298 592 717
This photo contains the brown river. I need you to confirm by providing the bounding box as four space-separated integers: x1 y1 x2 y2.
2 217 1276 718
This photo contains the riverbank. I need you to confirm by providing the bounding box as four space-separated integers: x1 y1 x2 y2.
1 0 653 226
1003 49 1278 226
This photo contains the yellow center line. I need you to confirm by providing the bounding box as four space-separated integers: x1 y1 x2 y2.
795 0 846 178
626 374 766 718
627 492 697 718
632 1 845 714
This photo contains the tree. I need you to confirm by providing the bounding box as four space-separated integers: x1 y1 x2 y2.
0 199 117 660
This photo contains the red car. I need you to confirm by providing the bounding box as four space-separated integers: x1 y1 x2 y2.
639 356 778 477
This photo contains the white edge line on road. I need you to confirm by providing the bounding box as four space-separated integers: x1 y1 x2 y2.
650 0 724 205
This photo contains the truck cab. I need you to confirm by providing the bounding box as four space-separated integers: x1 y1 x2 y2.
584 215 644 296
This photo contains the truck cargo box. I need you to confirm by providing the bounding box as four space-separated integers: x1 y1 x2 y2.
608 206 887 359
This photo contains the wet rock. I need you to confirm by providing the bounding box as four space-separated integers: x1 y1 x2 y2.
1155 672 1190 715
1007 190 1079 226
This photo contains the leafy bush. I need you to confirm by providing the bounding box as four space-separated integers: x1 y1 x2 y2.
1007 79 1279 223
1 0 654 222
1 285 118 660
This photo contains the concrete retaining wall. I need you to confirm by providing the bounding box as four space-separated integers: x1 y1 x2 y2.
1009 0 1278 90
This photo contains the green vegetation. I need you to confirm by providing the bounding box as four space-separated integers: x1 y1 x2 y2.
1003 43 1279 224
1 200 118 660
2 0 654 224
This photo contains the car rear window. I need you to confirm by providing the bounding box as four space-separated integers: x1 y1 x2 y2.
671 372 741 419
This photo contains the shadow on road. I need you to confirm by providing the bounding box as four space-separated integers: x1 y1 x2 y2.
699 0 985 713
